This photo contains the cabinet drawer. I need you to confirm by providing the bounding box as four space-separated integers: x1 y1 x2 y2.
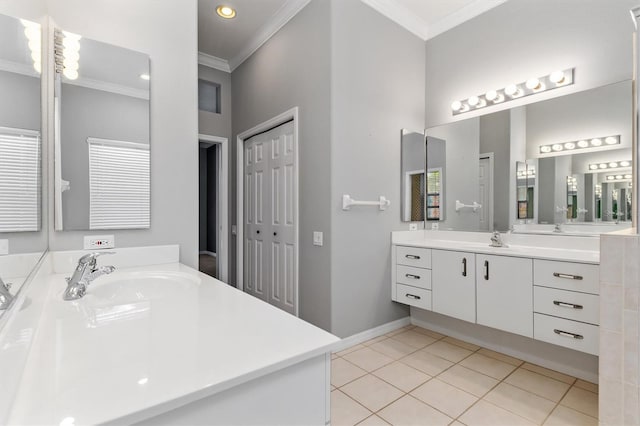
396 284 432 310
396 246 431 269
534 286 599 325
534 260 599 294
534 313 599 355
397 265 432 290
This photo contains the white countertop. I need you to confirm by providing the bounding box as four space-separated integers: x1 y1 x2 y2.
7 262 339 425
392 230 600 264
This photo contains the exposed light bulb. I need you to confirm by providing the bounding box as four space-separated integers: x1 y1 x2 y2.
605 136 618 145
589 164 598 170
591 138 603 146
599 163 607 169
609 162 619 168
552 144 563 152
577 140 589 148
451 100 462 111
140 74 150 81
625 174 632 179
620 161 631 167
616 175 624 179
505 84 521 97
540 145 552 153
468 96 480 107
564 142 575 150
549 70 565 85
485 90 498 101
526 78 543 91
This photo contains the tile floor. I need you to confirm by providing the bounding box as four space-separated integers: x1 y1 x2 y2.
331 325 599 426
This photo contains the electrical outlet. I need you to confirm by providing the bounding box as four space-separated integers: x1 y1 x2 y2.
431 223 439 231
313 231 323 246
0 239 8 255
409 223 418 231
84 235 115 250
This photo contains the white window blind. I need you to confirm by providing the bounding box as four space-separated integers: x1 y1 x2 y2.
88 137 150 230
0 126 41 232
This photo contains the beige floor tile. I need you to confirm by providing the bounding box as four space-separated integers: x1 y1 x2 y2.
337 344 366 357
484 382 556 424
477 348 523 366
390 330 438 348
437 364 499 397
560 386 599 418
331 390 372 426
543 404 598 426
332 358 368 387
423 340 473 363
378 395 452 426
372 361 431 393
400 349 454 376
362 335 389 346
459 400 536 426
442 336 481 351
411 378 478 418
341 374 404 412
505 367 572 402
574 379 598 393
412 326 446 339
343 347 395 372
459 353 518 380
332 353 339 360
369 338 418 359
356 414 390 425
521 363 576 385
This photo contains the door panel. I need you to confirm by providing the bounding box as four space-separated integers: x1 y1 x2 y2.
432 250 476 322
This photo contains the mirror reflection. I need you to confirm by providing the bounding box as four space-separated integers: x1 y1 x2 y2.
54 31 150 231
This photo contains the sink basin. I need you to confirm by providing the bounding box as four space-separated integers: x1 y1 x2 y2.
84 270 201 302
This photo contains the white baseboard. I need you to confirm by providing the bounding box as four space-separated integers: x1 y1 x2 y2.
332 317 411 353
199 251 217 257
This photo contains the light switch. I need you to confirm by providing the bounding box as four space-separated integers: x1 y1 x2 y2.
0 239 8 255
313 231 323 246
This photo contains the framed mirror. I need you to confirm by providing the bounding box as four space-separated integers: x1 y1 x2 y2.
53 30 150 231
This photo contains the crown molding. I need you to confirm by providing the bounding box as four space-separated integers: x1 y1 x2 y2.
359 0 429 40
198 52 231 73
228 0 312 72
426 0 508 40
66 77 150 100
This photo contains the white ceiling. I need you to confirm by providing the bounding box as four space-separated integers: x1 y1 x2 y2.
197 0 508 72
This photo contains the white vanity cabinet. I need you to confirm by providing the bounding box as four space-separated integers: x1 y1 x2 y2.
392 246 432 310
476 254 533 338
432 250 476 323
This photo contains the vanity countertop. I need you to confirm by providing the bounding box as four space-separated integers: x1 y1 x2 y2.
6 261 339 425
392 230 600 264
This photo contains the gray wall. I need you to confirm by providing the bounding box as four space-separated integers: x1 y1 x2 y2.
46 0 199 268
60 84 149 230
425 0 637 128
199 64 231 141
479 111 510 231
538 158 556 224
330 0 424 337
231 0 333 331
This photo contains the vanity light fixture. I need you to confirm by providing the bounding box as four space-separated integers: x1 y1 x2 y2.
21 19 41 74
606 174 633 181
216 5 237 19
451 68 574 116
590 160 632 171
539 134 621 155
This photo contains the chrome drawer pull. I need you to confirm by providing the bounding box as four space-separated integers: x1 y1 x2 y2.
405 293 421 300
405 274 421 280
405 254 421 260
554 329 584 340
553 300 583 309
553 272 583 280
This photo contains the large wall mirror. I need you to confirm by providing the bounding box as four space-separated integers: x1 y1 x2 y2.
54 29 150 231
408 79 632 236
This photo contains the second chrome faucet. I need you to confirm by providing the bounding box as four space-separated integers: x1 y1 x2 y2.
63 252 116 301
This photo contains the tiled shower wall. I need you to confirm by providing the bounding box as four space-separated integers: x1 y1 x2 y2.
599 231 639 425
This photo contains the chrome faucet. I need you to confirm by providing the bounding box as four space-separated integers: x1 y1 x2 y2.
63 252 116 301
0 276 14 310
489 231 507 248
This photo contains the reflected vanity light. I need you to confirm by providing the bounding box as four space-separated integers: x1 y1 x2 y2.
62 31 81 80
21 19 41 74
539 134 620 155
140 74 150 81
451 68 574 116
606 174 633 181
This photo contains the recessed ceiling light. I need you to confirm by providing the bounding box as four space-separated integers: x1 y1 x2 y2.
216 5 236 19
140 74 150 81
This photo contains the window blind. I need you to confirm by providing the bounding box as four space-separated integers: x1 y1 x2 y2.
0 127 41 232
88 137 150 230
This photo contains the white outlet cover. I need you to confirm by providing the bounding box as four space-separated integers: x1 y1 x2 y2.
409 223 418 231
313 231 323 246
84 235 115 250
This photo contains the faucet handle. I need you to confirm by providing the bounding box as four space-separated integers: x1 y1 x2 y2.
1 281 12 291
78 251 116 264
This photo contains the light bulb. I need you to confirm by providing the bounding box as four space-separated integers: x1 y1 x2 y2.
485 90 498 101
62 37 81 51
607 176 614 180
605 136 618 145
549 70 565 85
609 162 618 168
540 145 552 153
63 50 80 62
451 100 462 111
28 39 41 51
552 144 563 151
599 163 607 169
63 69 79 80
620 161 631 167
526 78 542 90
591 138 602 146
505 84 520 97
564 142 575 150
140 74 150 80
589 164 598 170
625 174 632 179
616 175 623 180
468 96 480 107
577 140 589 148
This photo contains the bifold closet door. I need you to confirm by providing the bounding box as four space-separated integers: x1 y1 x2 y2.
244 121 297 315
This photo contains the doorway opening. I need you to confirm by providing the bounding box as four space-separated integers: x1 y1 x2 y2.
199 134 228 283
479 153 494 231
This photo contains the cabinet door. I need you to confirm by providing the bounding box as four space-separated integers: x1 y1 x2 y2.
476 254 533 338
432 250 475 322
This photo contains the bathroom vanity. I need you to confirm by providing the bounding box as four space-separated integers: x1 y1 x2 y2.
391 231 600 357
0 246 339 425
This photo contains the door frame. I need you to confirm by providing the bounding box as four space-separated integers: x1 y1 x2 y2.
236 107 299 316
479 152 494 231
199 133 229 283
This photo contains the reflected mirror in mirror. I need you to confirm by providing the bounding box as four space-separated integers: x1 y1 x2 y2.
426 136 445 222
401 129 425 222
54 31 150 231
0 14 42 234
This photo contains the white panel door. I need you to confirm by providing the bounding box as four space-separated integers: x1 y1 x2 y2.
476 254 533 338
432 250 476 323
478 156 492 231
244 120 297 315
